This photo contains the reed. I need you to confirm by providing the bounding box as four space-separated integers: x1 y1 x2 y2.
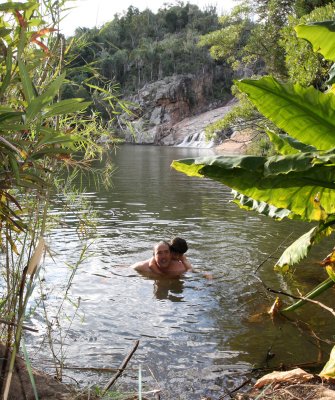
0 1 126 397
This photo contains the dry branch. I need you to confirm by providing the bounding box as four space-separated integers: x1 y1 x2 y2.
102 339 140 395
0 318 38 333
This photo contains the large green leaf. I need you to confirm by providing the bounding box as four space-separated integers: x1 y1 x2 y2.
295 21 335 61
266 131 317 156
235 77 335 151
232 190 292 220
0 111 24 124
274 224 333 272
171 152 335 221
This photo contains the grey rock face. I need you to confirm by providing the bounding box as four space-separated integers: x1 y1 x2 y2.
121 73 215 145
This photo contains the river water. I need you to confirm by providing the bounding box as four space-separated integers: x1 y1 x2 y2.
27 144 335 398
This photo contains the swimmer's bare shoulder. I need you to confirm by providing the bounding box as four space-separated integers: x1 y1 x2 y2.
130 259 151 273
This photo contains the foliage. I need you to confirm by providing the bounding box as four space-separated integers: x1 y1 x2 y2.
198 3 261 76
0 0 126 396
202 1 335 143
171 20 335 371
280 3 335 87
245 132 276 156
66 3 221 98
198 4 258 73
204 84 262 144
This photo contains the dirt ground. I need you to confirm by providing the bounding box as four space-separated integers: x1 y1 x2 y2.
0 344 98 400
236 380 335 400
215 128 257 155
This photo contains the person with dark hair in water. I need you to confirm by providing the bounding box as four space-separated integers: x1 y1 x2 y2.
131 241 190 277
169 237 192 271
147 237 192 273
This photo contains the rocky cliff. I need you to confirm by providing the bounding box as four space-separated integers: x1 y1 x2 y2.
120 73 228 146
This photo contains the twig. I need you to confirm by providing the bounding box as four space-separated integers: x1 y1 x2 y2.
0 318 38 333
230 378 252 394
254 232 293 273
298 295 335 318
254 275 335 317
219 388 234 399
146 363 162 396
102 339 140 395
62 365 119 373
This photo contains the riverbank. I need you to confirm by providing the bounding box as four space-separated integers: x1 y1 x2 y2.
237 370 335 399
0 343 96 399
214 128 255 154
5 343 335 400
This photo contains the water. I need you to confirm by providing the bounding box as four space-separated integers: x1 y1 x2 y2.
26 145 335 398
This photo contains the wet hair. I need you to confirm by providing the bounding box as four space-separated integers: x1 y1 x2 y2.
153 240 170 255
170 237 188 254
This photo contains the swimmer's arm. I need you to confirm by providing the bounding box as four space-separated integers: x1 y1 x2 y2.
130 259 151 272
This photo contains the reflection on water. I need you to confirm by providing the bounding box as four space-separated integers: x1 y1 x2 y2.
26 145 335 398
153 278 185 301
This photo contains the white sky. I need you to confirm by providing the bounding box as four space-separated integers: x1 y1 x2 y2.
61 0 237 37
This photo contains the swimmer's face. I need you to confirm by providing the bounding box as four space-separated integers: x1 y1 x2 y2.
154 243 171 269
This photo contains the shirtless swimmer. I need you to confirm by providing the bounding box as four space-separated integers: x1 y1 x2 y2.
131 241 189 277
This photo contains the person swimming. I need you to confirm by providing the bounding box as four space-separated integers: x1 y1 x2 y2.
130 241 189 277
149 237 192 272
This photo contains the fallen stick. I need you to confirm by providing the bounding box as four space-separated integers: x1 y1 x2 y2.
102 339 140 395
0 318 38 333
63 365 119 373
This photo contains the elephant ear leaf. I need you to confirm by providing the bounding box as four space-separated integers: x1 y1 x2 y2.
274 224 333 273
172 152 335 222
235 77 335 151
295 21 335 61
232 190 293 220
266 131 317 155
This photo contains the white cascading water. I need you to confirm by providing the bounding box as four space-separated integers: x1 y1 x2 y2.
175 131 215 148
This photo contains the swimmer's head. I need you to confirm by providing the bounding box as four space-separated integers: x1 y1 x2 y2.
170 237 188 255
153 241 171 269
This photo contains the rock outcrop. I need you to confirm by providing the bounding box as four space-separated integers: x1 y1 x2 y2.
161 103 233 148
121 73 224 145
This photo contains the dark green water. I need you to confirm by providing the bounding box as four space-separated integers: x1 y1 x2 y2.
27 145 335 398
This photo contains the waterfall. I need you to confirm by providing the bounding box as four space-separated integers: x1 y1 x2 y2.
175 130 215 148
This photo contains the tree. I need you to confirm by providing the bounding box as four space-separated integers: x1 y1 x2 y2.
280 3 335 88
198 4 259 75
67 3 221 99
201 1 335 151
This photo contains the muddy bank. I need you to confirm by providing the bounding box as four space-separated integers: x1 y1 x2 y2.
0 344 97 400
